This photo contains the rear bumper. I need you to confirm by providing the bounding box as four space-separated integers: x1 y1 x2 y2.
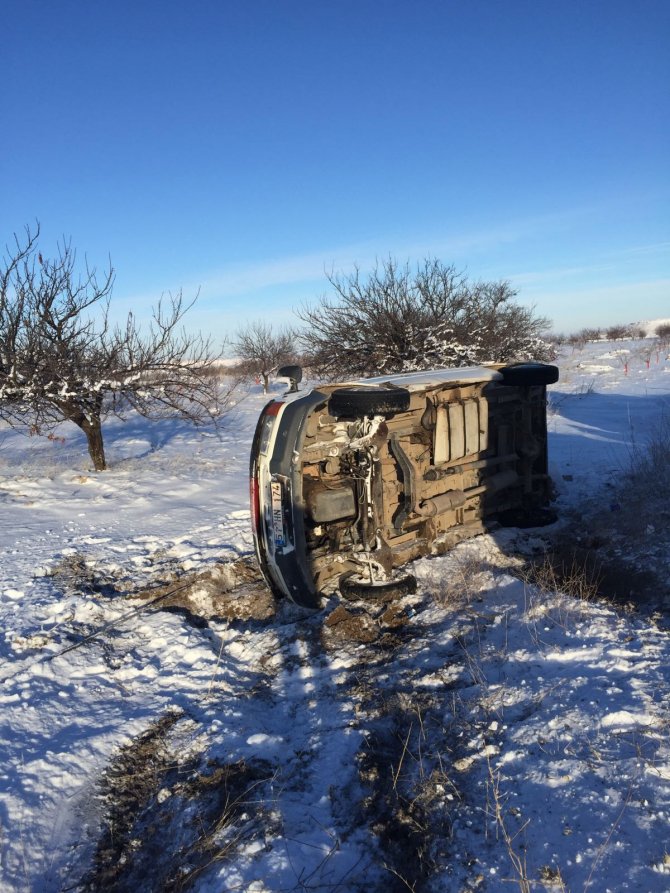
250 390 327 608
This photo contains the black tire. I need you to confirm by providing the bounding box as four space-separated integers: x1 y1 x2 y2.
328 386 410 419
498 363 559 387
339 572 417 601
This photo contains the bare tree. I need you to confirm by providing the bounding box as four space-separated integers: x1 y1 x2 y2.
566 327 606 351
297 258 551 379
233 320 296 393
606 324 635 341
546 332 567 347
579 327 602 342
0 224 224 471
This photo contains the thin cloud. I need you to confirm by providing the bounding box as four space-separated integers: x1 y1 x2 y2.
506 240 670 288
616 241 670 258
509 263 618 286
525 277 670 330
116 202 636 311
172 208 593 304
530 277 670 299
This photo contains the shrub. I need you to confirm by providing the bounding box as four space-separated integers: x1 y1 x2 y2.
298 258 552 379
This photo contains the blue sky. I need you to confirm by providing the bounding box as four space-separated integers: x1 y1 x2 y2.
3 0 668 342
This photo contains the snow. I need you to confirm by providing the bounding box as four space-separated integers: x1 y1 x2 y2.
0 338 669 891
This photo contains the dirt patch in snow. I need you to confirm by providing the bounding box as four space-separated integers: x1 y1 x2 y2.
323 595 413 650
134 557 276 623
47 552 123 597
324 604 380 643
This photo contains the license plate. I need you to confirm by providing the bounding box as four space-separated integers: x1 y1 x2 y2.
270 481 285 547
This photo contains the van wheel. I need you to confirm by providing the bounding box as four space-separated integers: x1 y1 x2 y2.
329 386 410 419
339 572 417 601
499 363 559 386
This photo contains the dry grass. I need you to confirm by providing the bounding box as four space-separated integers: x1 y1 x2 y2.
620 409 670 506
486 759 533 893
431 550 496 608
519 548 601 604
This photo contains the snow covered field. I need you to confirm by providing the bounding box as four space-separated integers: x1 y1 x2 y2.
1 337 669 892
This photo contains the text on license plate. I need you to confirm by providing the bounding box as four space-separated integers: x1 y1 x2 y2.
270 481 285 546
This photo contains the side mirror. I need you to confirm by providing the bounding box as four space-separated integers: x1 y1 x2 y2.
277 364 302 393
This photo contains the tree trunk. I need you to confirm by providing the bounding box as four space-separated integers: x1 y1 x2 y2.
58 400 107 470
82 417 107 471
262 372 269 394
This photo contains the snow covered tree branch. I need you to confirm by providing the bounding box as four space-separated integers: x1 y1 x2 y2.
0 224 225 470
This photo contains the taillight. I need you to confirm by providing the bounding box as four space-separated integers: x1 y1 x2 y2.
250 474 261 535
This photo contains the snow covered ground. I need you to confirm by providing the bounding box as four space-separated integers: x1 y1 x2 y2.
0 337 669 892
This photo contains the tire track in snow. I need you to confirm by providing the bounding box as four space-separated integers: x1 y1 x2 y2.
197 612 379 891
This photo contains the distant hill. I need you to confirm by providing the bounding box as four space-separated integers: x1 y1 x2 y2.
636 317 670 336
